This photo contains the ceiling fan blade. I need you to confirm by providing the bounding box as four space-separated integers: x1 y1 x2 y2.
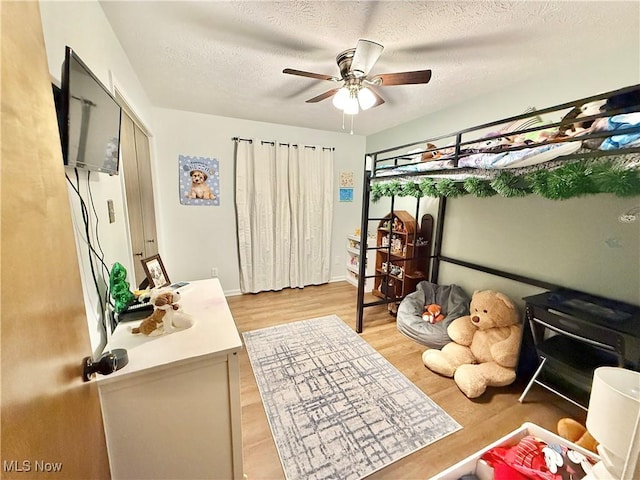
306 88 340 103
373 69 432 86
283 68 338 82
351 39 384 77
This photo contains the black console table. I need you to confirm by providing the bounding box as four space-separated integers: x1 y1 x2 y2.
518 288 640 409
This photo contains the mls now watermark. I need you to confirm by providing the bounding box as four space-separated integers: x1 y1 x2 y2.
3 460 63 473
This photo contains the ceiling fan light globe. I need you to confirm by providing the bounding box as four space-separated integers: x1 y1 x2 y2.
358 87 376 110
344 96 359 115
332 87 350 110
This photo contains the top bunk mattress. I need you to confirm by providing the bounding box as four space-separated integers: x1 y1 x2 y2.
370 86 640 185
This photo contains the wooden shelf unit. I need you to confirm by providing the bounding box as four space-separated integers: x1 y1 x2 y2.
372 211 432 304
346 233 374 291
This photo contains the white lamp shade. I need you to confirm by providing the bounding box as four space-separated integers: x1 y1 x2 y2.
586 367 640 463
357 87 376 110
332 88 350 110
343 94 359 115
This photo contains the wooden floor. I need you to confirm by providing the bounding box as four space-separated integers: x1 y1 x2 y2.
226 281 584 480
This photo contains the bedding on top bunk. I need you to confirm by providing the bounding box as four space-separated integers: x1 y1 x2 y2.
457 141 582 169
599 113 640 149
375 111 640 178
373 147 640 186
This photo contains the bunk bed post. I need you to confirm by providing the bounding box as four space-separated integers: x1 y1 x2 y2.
430 195 447 284
356 167 372 333
413 197 421 244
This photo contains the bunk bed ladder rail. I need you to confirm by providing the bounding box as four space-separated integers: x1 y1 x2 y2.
429 196 446 284
357 157 408 333
356 168 371 333
357 164 431 333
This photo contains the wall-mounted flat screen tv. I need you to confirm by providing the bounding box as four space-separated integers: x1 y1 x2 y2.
53 46 121 175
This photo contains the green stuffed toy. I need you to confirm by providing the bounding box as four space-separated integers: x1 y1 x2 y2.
109 262 135 313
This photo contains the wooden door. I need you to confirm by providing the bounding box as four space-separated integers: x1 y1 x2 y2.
0 2 110 478
120 112 158 286
134 121 159 260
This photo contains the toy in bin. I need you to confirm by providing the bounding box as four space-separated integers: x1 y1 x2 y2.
480 433 596 479
423 304 444 324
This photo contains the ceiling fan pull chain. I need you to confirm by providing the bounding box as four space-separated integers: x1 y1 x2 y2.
350 115 354 135
342 111 346 130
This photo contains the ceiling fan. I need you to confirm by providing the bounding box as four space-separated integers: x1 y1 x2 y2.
283 39 432 115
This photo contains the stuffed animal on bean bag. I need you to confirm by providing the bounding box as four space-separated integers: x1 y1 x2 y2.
423 304 444 324
131 288 193 336
557 418 599 454
422 289 522 398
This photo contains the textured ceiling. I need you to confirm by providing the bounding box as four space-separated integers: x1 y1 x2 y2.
99 1 639 136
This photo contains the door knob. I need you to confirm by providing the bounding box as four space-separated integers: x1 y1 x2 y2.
134 252 143 256
146 239 155 243
82 349 128 381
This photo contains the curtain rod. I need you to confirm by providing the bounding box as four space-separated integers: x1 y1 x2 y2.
231 137 334 151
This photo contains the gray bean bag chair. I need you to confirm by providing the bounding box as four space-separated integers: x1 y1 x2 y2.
397 281 471 349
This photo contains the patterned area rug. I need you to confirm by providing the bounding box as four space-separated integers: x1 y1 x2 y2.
243 315 461 480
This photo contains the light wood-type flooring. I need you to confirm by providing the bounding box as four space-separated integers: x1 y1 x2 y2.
227 281 584 480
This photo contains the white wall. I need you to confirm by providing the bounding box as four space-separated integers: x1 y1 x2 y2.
366 52 640 307
40 0 156 355
39 0 367 358
151 108 366 294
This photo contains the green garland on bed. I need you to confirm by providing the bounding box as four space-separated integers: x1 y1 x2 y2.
529 162 597 200
419 178 439 197
369 160 640 202
400 182 423 198
490 172 531 198
463 177 497 197
594 163 640 197
435 179 466 197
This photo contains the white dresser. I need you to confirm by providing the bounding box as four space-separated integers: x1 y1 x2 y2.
95 279 244 480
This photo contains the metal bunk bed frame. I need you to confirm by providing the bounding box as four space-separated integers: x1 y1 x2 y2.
355 83 640 333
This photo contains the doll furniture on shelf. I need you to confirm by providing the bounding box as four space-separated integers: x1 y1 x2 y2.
372 211 432 308
95 278 243 480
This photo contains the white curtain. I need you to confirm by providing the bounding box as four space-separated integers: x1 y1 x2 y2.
235 139 334 293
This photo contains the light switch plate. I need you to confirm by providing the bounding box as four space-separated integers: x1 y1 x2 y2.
107 199 115 223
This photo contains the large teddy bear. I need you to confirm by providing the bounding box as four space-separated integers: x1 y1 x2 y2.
422 289 522 398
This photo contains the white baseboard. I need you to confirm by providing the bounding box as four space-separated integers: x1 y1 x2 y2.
223 278 353 298
223 288 243 297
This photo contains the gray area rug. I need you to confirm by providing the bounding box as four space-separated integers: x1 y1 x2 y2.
243 315 461 480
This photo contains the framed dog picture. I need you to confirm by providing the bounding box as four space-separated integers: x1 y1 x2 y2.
179 155 220 206
141 254 171 289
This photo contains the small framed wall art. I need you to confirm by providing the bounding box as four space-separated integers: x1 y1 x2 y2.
179 155 220 206
141 254 171 289
339 171 355 187
339 188 354 202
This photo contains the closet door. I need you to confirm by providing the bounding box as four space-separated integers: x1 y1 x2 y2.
120 112 158 285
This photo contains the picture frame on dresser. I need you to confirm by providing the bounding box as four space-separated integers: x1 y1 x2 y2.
141 254 171 288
